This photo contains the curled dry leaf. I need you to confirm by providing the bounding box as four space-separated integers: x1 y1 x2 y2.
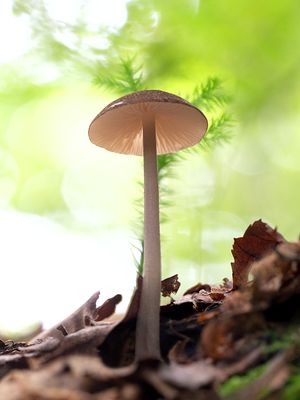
161 274 181 298
184 283 211 296
231 219 285 289
32 292 101 341
173 286 228 313
95 294 122 321
32 325 116 366
200 235 300 363
32 291 122 344
184 279 232 297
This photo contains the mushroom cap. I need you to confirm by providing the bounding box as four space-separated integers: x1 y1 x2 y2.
88 90 208 156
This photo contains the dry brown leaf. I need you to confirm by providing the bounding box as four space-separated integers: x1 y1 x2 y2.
32 324 116 365
183 283 211 296
32 292 101 341
95 294 122 321
231 220 285 289
173 289 224 313
161 274 181 298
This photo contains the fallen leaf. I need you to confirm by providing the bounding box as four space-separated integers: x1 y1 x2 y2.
184 283 211 296
172 289 225 313
95 294 122 321
32 324 116 365
32 292 101 341
231 220 285 289
161 274 181 298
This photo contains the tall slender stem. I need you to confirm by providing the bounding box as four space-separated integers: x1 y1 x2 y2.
135 114 161 361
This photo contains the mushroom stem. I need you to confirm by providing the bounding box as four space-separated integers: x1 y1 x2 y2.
135 114 161 361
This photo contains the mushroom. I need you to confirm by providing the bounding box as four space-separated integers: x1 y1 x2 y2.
88 90 208 360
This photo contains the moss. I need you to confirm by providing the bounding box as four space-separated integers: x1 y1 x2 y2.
282 367 300 400
218 363 267 396
219 329 300 399
263 331 295 355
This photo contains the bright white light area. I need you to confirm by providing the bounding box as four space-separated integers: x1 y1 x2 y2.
0 86 141 332
0 209 136 331
0 0 130 65
46 0 129 30
0 0 134 332
0 2 31 63
0 149 19 207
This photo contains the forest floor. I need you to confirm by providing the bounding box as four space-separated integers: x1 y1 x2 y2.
1 220 300 400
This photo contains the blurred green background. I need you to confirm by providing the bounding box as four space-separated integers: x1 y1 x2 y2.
0 0 299 331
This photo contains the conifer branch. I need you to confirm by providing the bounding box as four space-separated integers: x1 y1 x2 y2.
94 58 146 94
188 77 231 112
202 113 233 148
186 113 234 155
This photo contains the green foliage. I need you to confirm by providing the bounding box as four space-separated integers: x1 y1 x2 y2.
283 367 300 400
131 240 144 275
187 77 231 111
94 58 146 95
264 331 296 355
219 330 300 399
185 77 233 150
200 113 233 149
218 363 267 397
